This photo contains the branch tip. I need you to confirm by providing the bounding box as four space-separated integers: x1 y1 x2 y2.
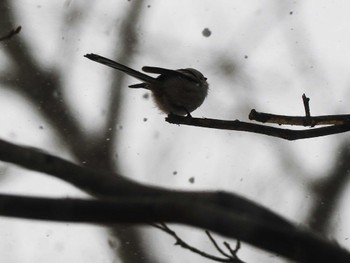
0 26 22 41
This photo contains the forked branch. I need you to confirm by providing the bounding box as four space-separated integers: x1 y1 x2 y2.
167 94 350 140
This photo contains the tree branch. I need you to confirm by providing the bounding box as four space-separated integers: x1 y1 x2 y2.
166 114 350 140
0 138 350 262
0 138 294 230
249 109 350 126
0 193 349 263
249 94 350 126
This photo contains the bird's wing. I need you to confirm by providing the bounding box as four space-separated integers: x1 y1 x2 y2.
142 66 181 76
142 66 200 83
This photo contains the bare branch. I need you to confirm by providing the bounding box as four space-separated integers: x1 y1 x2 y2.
0 193 349 263
0 138 294 230
167 114 350 140
206 230 232 258
249 94 350 126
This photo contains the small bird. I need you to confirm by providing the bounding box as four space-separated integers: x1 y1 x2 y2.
84 53 208 116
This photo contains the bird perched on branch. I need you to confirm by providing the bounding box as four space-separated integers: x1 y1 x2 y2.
84 53 208 116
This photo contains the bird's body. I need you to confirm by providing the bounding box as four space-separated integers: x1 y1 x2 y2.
84 53 208 115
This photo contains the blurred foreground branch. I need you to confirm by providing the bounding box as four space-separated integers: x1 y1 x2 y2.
0 138 350 263
0 192 349 263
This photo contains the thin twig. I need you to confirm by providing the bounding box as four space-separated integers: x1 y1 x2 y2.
206 230 231 258
152 223 244 262
302 94 313 126
0 26 21 41
224 240 241 258
206 231 245 262
302 94 311 118
0 139 298 230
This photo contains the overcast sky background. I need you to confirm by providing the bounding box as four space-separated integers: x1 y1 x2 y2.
1 1 350 262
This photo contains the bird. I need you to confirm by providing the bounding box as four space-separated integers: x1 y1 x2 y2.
84 53 208 116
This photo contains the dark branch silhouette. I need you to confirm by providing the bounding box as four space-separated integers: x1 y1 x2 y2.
250 94 350 126
167 94 350 140
249 109 350 126
302 93 311 118
1 2 349 262
166 114 350 140
0 192 349 263
0 138 350 263
0 138 294 230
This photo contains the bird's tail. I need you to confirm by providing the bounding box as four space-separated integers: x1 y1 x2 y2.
84 53 156 83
